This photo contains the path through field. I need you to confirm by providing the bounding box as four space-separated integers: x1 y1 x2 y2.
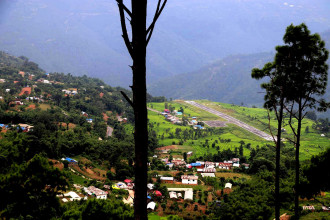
185 101 274 141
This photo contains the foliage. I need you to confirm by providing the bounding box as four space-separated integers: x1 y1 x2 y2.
62 198 134 219
0 154 68 219
300 148 330 198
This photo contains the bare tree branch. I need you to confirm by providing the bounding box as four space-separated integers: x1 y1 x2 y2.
267 110 277 145
120 91 133 108
146 0 167 45
116 0 132 17
117 0 133 58
287 103 298 137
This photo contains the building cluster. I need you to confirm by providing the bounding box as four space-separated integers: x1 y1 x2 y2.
160 157 249 171
0 123 34 132
83 186 108 199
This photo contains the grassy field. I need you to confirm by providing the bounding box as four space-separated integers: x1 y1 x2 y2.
39 103 51 110
215 172 251 180
194 100 329 160
69 172 88 186
148 213 168 220
148 100 329 161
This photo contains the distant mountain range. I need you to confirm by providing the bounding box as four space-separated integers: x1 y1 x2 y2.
1 0 330 87
149 30 330 118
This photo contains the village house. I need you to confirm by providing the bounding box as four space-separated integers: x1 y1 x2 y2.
81 111 88 117
205 161 215 168
184 190 193 201
233 163 240 168
322 206 330 212
167 188 194 201
196 161 205 168
225 183 232 189
241 163 250 169
302 206 315 211
218 162 232 170
187 151 193 157
28 74 35 80
181 175 198 185
160 176 174 183
86 118 93 123
166 163 174 169
62 157 78 165
147 201 156 210
10 100 24 106
84 186 107 199
63 191 82 202
0 79 5 83
19 87 32 96
5 89 10 93
169 191 177 199
18 71 25 77
190 162 202 169
201 173 216 178
18 124 34 132
232 158 240 163
197 167 216 173
172 159 186 167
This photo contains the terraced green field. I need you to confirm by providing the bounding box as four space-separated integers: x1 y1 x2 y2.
148 100 329 161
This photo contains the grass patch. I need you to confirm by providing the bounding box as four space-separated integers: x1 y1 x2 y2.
69 172 88 186
215 172 251 179
39 103 51 110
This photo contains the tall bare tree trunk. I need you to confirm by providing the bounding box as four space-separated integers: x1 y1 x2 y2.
131 1 148 219
275 96 284 220
294 101 302 220
116 1 167 218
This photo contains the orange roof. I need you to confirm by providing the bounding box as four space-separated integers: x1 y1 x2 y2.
19 87 32 96
99 92 104 98
14 81 19 84
18 71 25 77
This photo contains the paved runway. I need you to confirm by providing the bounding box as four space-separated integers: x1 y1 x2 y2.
185 101 274 141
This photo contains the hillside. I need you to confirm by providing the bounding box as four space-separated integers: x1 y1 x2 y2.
1 0 330 87
149 30 330 117
147 100 329 161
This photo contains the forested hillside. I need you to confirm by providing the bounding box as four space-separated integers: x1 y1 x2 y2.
0 52 141 218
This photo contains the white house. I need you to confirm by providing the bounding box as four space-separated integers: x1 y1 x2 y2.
184 190 193 201
84 186 107 199
233 163 240 168
225 183 232 189
201 173 216 178
147 201 156 210
64 191 82 201
169 191 177 199
181 175 198 185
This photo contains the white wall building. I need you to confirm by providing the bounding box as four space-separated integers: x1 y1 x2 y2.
181 175 198 185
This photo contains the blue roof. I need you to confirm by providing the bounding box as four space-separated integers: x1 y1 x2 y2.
147 196 151 199
65 157 77 162
191 163 201 166
0 124 4 127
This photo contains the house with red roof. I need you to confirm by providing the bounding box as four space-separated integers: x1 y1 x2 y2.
19 87 32 96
